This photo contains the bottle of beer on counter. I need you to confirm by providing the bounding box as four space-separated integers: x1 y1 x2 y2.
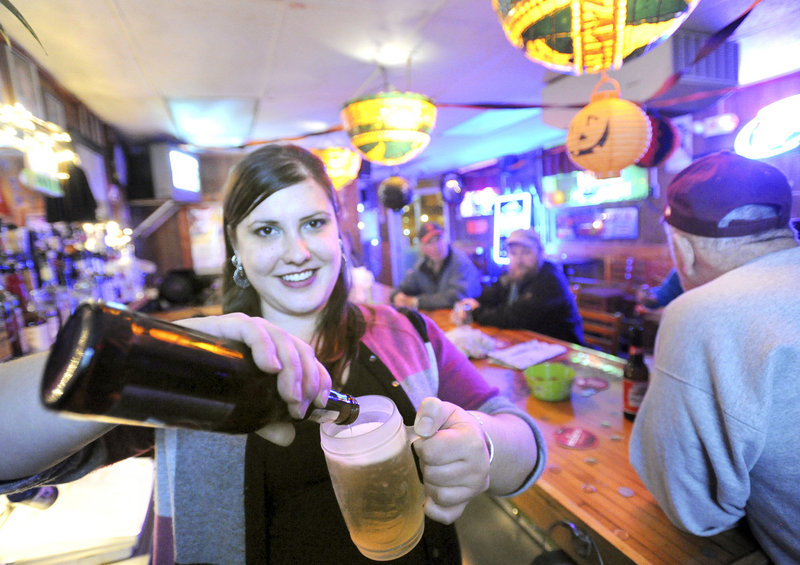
623 322 649 421
40 301 359 433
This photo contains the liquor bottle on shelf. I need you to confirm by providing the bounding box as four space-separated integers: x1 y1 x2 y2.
623 321 649 421
41 301 359 433
36 255 71 326
0 299 12 362
23 290 54 353
0 278 29 357
29 288 60 345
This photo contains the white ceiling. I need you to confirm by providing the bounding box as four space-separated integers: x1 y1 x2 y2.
5 0 800 181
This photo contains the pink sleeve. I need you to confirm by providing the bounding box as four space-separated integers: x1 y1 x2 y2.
423 315 499 409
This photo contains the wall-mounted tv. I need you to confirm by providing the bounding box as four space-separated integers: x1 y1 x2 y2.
150 143 202 202
542 165 649 208
554 206 639 241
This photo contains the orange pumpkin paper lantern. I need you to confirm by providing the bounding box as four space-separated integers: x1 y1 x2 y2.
566 74 651 178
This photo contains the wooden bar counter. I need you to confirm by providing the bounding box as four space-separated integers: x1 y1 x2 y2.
425 309 763 565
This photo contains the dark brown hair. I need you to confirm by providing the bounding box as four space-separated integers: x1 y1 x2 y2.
221 144 364 384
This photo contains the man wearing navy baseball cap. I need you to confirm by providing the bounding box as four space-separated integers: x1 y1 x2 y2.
630 151 800 563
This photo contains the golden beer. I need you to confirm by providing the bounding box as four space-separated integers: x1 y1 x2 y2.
321 396 425 560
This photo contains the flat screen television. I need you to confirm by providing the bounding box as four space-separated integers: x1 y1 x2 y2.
149 143 202 202
554 206 639 241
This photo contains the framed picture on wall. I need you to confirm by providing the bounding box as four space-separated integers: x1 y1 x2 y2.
0 45 9 105
43 91 66 128
7 48 43 116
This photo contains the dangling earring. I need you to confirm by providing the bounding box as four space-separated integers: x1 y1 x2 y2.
231 254 250 288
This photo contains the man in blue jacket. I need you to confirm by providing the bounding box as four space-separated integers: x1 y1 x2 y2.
392 222 482 310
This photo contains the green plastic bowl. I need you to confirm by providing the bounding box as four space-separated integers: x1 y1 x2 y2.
524 363 576 402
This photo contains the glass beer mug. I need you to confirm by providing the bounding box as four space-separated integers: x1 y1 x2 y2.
320 395 425 561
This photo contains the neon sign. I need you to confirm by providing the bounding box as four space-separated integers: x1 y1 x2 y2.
734 94 800 159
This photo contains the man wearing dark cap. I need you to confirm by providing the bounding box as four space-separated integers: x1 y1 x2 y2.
629 152 800 563
453 228 584 344
391 222 482 310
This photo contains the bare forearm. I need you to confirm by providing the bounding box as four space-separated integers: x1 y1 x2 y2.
0 353 112 480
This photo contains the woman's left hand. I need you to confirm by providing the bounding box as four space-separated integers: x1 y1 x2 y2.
411 397 491 524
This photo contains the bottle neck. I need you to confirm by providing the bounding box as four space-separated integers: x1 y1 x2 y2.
305 390 359 425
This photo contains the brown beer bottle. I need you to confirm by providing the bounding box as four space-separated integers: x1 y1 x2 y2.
40 301 358 433
623 323 649 421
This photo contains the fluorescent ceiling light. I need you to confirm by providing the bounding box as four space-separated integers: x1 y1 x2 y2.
444 108 541 137
168 98 257 148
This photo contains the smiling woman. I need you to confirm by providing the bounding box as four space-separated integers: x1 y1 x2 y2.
204 144 546 563
231 180 342 334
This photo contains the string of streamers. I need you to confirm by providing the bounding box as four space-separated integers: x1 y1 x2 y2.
646 0 764 101
239 0 764 150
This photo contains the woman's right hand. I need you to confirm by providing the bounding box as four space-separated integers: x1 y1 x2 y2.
175 313 331 445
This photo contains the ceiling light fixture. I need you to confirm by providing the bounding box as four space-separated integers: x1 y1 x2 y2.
168 98 257 148
311 147 362 190
340 91 437 166
492 0 700 75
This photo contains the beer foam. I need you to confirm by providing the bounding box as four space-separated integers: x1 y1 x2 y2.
334 421 383 438
325 422 408 465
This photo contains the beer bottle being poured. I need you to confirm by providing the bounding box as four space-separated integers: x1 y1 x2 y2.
40 301 358 433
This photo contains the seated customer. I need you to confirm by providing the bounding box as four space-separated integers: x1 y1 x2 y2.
635 267 683 314
629 151 800 564
392 221 482 310
453 228 583 345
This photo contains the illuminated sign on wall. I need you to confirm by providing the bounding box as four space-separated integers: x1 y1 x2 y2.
459 186 499 218
492 192 532 265
541 165 649 208
734 94 800 159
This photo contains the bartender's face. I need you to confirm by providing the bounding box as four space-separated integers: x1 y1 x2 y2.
233 180 341 324
507 243 540 280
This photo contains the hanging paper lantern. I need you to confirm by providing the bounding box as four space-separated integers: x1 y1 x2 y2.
311 147 362 190
566 75 651 178
378 176 414 210
636 111 680 168
492 0 700 75
340 91 437 166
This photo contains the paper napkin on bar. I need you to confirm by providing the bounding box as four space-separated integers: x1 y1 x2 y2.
445 326 497 359
488 340 567 370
